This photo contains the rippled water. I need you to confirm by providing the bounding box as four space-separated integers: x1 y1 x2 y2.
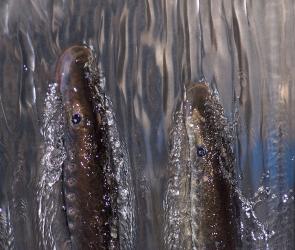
0 0 294 249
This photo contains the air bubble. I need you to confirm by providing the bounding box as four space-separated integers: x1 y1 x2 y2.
282 194 288 203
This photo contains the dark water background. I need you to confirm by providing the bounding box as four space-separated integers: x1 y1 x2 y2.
0 0 294 249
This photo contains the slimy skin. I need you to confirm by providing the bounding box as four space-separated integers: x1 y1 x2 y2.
56 46 114 250
186 82 240 249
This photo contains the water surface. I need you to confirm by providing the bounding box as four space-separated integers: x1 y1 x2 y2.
0 0 294 249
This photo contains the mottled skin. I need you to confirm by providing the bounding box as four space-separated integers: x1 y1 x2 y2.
56 46 114 250
186 83 240 249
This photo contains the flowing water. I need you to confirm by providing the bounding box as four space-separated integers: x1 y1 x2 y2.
0 0 294 249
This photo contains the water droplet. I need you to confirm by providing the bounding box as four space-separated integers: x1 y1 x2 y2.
245 208 251 218
115 141 120 148
111 229 117 239
282 194 288 203
107 118 114 126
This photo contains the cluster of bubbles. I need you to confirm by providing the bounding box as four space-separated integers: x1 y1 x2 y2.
38 82 68 249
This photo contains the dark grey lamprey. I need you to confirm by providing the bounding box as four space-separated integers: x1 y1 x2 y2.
56 46 114 250
38 46 135 250
164 82 241 249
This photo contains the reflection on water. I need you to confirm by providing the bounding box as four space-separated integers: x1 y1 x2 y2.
0 0 294 249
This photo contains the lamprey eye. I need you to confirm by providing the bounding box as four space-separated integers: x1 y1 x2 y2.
71 113 82 125
196 145 208 157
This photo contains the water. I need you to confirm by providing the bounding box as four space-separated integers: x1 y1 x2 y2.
0 0 294 249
